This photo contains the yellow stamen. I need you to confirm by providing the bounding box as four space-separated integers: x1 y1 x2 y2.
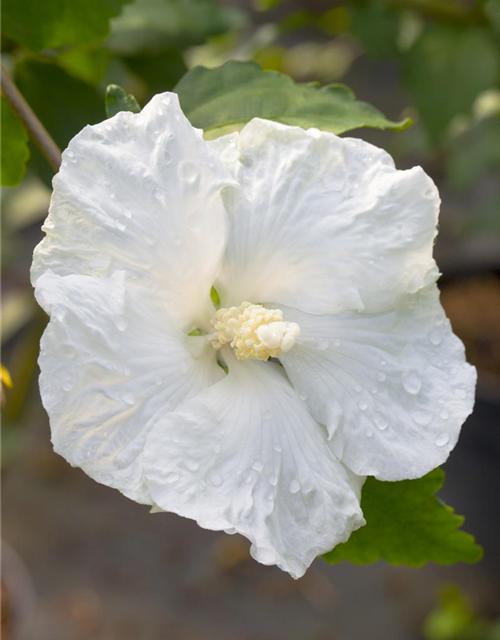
210 302 300 361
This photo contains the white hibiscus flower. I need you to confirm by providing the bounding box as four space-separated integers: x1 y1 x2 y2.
32 92 476 578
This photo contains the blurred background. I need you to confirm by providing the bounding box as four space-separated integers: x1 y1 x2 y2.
1 0 499 638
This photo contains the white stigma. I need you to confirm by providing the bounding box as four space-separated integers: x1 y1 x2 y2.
210 302 301 361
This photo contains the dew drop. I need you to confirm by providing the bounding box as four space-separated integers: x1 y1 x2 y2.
273 443 282 453
252 459 264 472
366 429 374 438
402 372 422 395
429 330 443 346
178 161 199 184
358 401 368 411
244 473 253 485
440 410 450 420
154 187 166 199
185 460 200 472
435 433 450 447
376 372 387 382
114 220 126 232
268 473 278 486
62 381 73 392
317 339 329 351
123 208 132 219
114 317 128 332
289 479 301 494
122 393 135 405
374 413 388 431
353 384 362 394
172 436 180 444
412 411 433 426
266 493 274 501
298 392 308 401
165 472 179 483
210 472 223 486
380 359 387 367
155 377 162 386
123 366 131 376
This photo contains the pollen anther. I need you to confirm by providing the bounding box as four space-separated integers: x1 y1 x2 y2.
210 302 300 361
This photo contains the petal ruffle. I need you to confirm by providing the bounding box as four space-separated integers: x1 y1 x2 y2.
32 92 234 332
279 285 476 481
143 354 364 578
35 270 224 504
212 119 439 316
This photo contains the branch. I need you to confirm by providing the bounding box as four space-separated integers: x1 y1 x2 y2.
1 63 62 173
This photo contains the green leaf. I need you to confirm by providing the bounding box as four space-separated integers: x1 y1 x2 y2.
105 84 141 118
447 115 500 190
403 26 499 144
123 48 187 95
174 60 411 138
107 0 246 56
1 97 30 187
324 469 483 567
14 59 104 184
347 0 400 59
57 47 109 86
1 0 132 52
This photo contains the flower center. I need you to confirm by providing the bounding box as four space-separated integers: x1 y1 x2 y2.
210 302 300 361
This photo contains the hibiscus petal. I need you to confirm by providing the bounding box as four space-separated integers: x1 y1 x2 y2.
212 118 439 315
143 354 365 578
32 92 234 332
35 270 224 504
279 285 476 481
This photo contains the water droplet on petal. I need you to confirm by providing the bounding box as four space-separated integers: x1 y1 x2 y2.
62 381 73 392
440 410 450 420
402 372 422 395
298 392 308 401
114 317 128 332
210 472 223 486
123 208 132 219
366 429 374 438
178 161 199 184
376 372 387 382
273 443 282 453
429 330 443 346
358 401 368 411
114 220 126 232
122 393 135 405
333 340 341 348
185 460 200 472
374 414 388 431
412 411 433 426
435 433 450 447
252 459 264 472
244 473 253 485
289 480 300 494
188 210 203 232
154 187 166 200
317 339 329 351
268 473 278 486
165 472 179 483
